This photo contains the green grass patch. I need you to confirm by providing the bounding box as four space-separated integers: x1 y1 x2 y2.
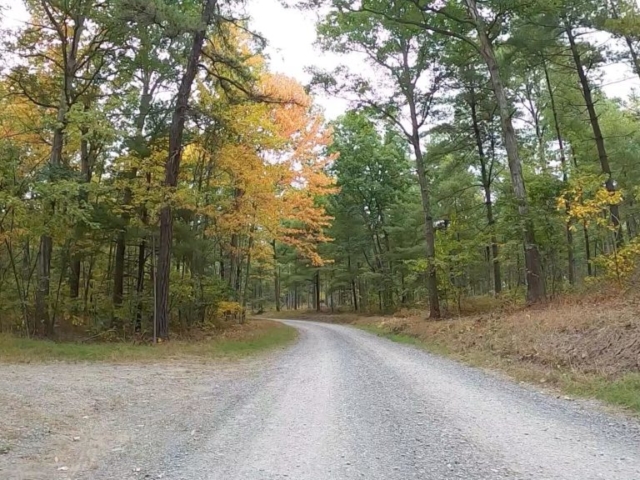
566 374 640 412
357 325 424 347
0 321 297 363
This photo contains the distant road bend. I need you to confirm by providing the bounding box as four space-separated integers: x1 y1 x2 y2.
170 320 640 480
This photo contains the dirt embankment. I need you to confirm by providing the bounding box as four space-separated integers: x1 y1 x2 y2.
353 298 640 379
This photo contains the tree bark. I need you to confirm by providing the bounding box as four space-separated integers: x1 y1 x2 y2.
469 85 501 294
155 0 217 339
272 240 281 312
465 0 545 303
543 61 575 285
35 89 67 336
347 254 358 311
399 46 440 318
70 102 96 299
584 222 593 277
35 11 86 335
566 24 623 247
315 270 321 312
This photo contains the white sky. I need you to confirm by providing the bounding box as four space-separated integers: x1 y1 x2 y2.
247 0 640 117
2 0 640 119
246 0 349 119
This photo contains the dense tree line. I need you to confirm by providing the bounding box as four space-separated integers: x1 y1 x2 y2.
0 0 333 338
3 0 640 338
277 0 640 316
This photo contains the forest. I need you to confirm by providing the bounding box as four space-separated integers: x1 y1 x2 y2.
1 0 640 339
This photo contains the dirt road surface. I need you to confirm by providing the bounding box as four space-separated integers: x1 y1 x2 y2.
2 320 640 479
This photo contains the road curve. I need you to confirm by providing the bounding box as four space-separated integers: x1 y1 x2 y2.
169 320 640 480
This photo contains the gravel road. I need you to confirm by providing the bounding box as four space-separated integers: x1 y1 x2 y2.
2 320 640 480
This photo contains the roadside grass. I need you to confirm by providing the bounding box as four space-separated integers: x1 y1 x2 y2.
567 374 640 412
0 320 297 363
357 325 425 347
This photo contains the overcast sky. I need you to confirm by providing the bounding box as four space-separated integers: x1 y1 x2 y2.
2 0 640 120
247 0 640 119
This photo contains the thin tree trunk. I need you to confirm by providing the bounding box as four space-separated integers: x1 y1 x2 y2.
566 24 623 247
240 228 255 313
584 222 593 277
469 85 501 294
466 0 545 303
70 106 95 299
35 104 65 335
380 40 442 319
5 239 30 335
35 235 53 336
413 149 439 317
406 99 440 317
315 270 321 312
347 254 358 311
543 60 575 285
156 0 217 339
272 240 281 312
135 173 151 331
35 13 85 336
134 238 146 332
229 234 239 292
69 258 81 299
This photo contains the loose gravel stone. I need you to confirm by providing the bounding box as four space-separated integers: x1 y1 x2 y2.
2 320 640 480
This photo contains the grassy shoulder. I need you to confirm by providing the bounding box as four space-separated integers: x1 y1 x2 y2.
335 296 640 414
0 320 297 363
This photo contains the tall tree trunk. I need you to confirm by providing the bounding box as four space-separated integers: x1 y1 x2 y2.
272 240 281 312
566 24 623 247
608 1 640 80
401 87 439 315
69 258 81 299
34 237 51 335
348 254 358 311
156 0 217 340
240 227 255 313
134 238 146 332
388 40 441 319
584 222 593 277
351 279 358 312
135 172 151 331
229 234 239 293
35 101 65 336
315 270 321 312
70 105 95 299
412 140 440 318
35 13 85 335
543 61 575 285
466 0 545 303
114 83 152 310
469 86 501 294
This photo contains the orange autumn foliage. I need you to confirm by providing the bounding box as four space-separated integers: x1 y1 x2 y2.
182 64 336 268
